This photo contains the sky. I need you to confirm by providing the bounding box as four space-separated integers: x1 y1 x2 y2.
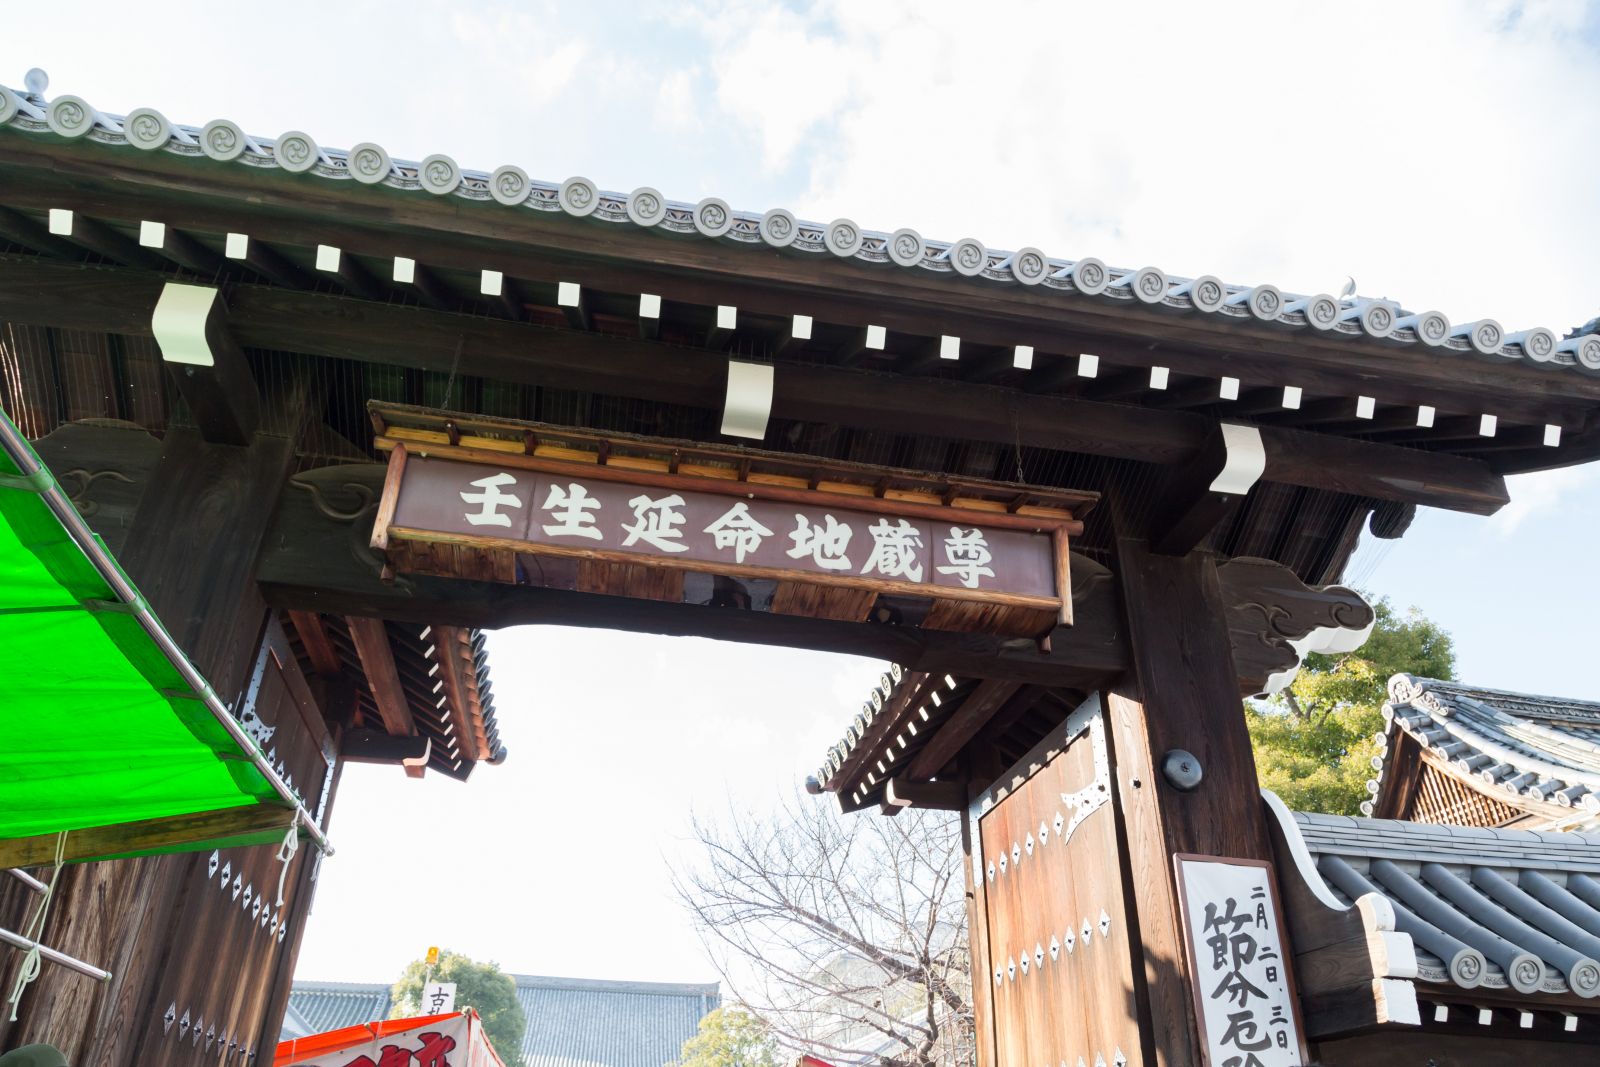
5 0 1599 989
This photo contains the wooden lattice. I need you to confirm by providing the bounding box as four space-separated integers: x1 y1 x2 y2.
1410 759 1524 827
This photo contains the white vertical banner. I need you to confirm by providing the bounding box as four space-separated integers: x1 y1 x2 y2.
1174 855 1306 1067
422 981 457 1014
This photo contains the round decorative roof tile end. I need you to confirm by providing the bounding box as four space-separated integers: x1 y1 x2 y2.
1520 327 1558 363
1246 284 1283 321
886 228 925 267
1413 310 1450 346
1568 334 1600 374
1466 319 1504 356
825 218 863 258
559 176 600 217
948 237 988 277
1303 294 1339 330
1360 301 1395 338
347 142 392 185
46 95 96 139
0 87 19 125
419 154 462 196
1130 266 1168 305
199 119 247 162
1187 275 1226 313
1071 258 1109 296
1011 247 1049 286
488 165 530 207
274 131 319 174
760 208 797 247
693 197 733 238
124 108 172 151
627 187 667 227
1449 949 1486 988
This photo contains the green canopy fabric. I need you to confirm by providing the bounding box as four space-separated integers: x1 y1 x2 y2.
0 411 291 858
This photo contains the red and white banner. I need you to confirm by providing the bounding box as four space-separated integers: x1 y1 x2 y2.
275 1010 505 1067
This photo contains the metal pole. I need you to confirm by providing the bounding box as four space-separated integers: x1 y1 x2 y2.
0 416 332 855
5 868 48 893
0 925 112 982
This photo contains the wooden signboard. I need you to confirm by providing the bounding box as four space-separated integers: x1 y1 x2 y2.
1174 855 1307 1067
367 405 1090 638
969 696 1144 1067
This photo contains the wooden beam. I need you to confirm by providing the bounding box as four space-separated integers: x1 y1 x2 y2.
286 609 343 677
0 257 1513 511
0 205 80 258
884 777 967 811
50 210 166 271
0 804 296 869
224 232 312 289
152 283 260 445
906 678 1022 780
1149 423 1263 555
338 728 431 766
314 244 388 301
139 223 223 275
344 615 414 737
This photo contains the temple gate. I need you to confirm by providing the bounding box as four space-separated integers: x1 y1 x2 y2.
2 71 1599 1065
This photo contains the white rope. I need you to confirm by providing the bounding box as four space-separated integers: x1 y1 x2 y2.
7 832 66 1021
275 823 299 907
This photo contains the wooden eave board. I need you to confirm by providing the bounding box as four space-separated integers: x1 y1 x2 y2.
368 401 1097 520
0 134 1595 447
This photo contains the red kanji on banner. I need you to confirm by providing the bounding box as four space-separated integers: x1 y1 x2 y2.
340 1034 454 1067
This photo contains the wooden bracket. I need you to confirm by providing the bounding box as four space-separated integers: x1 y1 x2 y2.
150 282 260 445
1150 422 1264 555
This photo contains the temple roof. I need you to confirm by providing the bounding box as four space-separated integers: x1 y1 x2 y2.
3 73 1596 383
1283 808 1600 1000
283 974 719 1067
1368 675 1600 829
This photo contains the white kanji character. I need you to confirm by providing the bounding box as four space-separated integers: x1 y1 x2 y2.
787 514 853 571
704 501 774 564
861 518 924 582
541 482 602 540
620 493 689 553
936 526 995 588
459 472 523 528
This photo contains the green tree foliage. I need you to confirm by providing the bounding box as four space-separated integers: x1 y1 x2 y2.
1247 596 1455 815
391 950 526 1067
674 1007 781 1067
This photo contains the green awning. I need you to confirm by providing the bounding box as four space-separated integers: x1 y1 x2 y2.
0 410 324 866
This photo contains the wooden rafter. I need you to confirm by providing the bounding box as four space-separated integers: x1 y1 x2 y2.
344 616 414 739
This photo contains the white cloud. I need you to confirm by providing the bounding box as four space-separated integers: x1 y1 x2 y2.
1491 461 1600 536
693 0 1600 330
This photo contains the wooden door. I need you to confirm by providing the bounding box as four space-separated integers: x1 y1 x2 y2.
971 697 1144 1067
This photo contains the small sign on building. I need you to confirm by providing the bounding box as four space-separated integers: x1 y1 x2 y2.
422 981 456 1015
1174 855 1306 1067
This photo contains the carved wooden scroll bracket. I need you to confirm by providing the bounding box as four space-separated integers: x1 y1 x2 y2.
1219 557 1376 698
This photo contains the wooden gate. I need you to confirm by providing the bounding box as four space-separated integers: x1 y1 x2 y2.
969 696 1144 1067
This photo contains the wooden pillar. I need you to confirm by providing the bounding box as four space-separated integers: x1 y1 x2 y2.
0 397 323 1064
1104 538 1272 1066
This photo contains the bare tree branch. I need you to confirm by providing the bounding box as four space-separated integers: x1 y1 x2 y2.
672 791 974 1066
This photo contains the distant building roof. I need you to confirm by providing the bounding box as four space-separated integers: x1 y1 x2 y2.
1368 674 1600 829
284 974 719 1067
285 980 394 1040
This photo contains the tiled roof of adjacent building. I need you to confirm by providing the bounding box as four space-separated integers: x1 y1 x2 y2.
283 974 719 1066
515 975 720 1067
284 980 394 1040
1368 674 1600 828
3 70 1596 378
1284 808 1600 998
